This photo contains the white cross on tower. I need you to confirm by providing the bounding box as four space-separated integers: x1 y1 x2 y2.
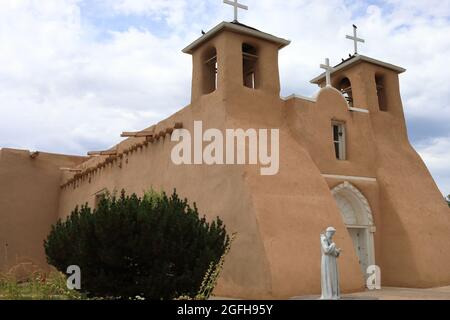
223 0 248 22
320 58 334 87
346 24 365 55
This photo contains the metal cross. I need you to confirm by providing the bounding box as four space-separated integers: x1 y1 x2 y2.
346 24 365 55
223 0 248 22
320 58 334 87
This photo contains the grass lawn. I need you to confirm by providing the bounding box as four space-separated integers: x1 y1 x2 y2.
0 272 84 300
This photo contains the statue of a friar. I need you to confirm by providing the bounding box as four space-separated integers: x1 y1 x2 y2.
320 226 342 300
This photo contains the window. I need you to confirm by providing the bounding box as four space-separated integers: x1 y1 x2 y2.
332 122 346 160
242 43 258 89
339 78 353 107
94 189 108 209
203 47 217 94
376 75 388 111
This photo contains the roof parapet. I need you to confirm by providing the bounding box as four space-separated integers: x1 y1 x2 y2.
183 21 291 54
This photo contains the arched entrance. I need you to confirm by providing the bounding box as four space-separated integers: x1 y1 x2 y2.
331 182 375 280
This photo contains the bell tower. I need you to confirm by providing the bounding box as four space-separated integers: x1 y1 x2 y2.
310 25 406 115
182 21 290 103
310 55 406 115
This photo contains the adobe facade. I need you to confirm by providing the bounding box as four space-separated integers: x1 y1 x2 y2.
1 21 449 299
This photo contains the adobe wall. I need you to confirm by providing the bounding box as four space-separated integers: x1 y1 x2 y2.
0 148 86 272
56 30 372 298
2 19 447 298
369 75 450 288
56 115 366 299
57 91 278 298
210 36 366 296
55 36 450 297
283 87 381 292
336 62 450 287
307 62 450 288
239 131 365 297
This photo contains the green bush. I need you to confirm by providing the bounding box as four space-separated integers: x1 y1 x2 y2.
446 195 450 208
44 190 229 300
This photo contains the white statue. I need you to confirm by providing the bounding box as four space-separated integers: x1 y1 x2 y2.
320 226 342 300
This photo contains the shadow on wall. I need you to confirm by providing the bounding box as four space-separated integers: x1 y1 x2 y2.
378 184 419 287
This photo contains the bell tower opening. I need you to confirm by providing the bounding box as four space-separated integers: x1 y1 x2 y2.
242 43 259 89
376 74 388 112
338 77 353 107
202 47 218 94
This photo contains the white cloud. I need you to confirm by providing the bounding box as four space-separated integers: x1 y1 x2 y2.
108 0 187 25
417 137 450 196
0 0 192 155
384 0 450 19
0 0 449 194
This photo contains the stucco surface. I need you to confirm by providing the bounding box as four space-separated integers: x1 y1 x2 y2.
0 149 86 272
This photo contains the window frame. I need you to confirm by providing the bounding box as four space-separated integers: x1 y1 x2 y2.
332 121 346 160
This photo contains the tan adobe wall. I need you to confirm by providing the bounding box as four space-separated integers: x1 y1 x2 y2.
0 148 86 272
17 27 449 298
55 31 450 298
295 62 450 289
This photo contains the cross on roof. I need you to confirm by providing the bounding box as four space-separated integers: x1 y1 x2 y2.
223 0 248 22
320 58 334 87
346 24 365 55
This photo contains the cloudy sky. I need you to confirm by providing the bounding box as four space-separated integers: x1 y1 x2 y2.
0 0 449 195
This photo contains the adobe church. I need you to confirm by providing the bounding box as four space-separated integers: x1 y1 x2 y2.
1 4 450 299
